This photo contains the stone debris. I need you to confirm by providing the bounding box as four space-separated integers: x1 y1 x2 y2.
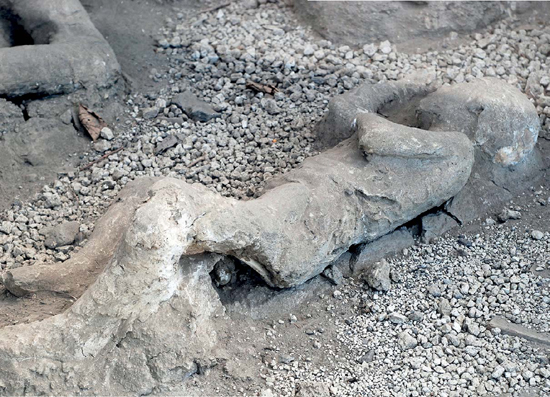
388 312 408 325
398 331 418 350
263 224 550 396
322 265 343 286
438 298 452 317
498 208 523 222
93 139 111 153
362 259 391 292
154 134 179 155
59 109 73 125
142 106 159 120
351 228 414 275
171 90 221 122
100 127 114 141
0 98 24 131
421 212 459 243
40 221 80 249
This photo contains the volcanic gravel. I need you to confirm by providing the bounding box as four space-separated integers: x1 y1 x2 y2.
260 216 550 396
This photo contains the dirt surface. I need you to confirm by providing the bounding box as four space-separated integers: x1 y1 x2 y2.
81 0 225 93
81 0 175 92
0 117 93 210
0 290 73 327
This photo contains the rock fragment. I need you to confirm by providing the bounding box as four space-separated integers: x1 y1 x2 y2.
421 212 458 243
427 284 441 297
363 260 391 292
60 109 73 125
295 382 331 397
94 140 111 152
154 135 179 155
389 312 407 324
0 98 24 128
172 91 220 122
491 365 505 379
438 298 452 317
100 127 114 140
398 331 417 350
43 192 62 209
40 221 80 249
488 316 550 347
242 0 259 9
356 350 375 364
322 265 343 285
352 228 414 275
498 208 522 222
262 98 281 115
142 106 159 120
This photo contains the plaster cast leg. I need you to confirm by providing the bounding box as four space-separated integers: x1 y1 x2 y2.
2 178 157 298
0 180 225 395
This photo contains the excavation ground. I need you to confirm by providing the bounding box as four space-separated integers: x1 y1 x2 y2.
0 1 550 396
